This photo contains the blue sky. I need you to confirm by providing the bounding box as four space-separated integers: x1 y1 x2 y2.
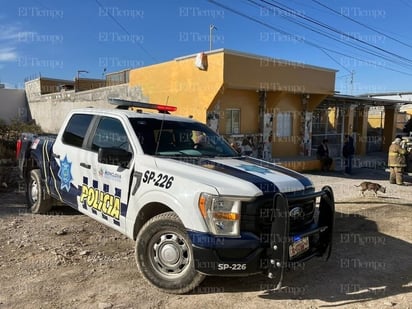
1 0 412 95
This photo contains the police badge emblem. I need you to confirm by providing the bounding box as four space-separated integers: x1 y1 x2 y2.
58 155 73 192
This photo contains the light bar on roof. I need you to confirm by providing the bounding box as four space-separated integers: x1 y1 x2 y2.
156 105 177 112
108 98 177 113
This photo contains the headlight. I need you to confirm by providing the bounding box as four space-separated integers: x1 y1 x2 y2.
198 193 244 237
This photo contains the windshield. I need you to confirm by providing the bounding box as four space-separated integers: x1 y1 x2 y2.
129 117 238 157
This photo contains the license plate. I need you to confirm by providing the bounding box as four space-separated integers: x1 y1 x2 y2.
289 236 309 258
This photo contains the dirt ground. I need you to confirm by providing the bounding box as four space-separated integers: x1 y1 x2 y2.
0 167 411 309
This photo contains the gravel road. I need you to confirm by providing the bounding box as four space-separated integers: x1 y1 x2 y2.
0 167 411 309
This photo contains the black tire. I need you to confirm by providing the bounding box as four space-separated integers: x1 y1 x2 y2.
135 211 205 294
26 169 53 214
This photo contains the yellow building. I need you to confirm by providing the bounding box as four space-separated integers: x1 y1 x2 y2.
22 50 410 171
129 49 336 160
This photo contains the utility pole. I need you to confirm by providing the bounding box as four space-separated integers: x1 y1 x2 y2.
350 70 354 95
209 24 217 51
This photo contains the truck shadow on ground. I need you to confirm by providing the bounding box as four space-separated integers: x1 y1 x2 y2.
0 191 81 218
196 206 412 306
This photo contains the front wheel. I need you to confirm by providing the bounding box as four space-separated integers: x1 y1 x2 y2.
26 169 53 214
135 212 205 294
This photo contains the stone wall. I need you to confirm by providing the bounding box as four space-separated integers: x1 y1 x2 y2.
25 80 147 133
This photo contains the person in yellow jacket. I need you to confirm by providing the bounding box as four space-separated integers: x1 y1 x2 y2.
388 137 407 185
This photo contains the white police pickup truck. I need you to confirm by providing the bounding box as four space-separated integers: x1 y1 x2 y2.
18 99 335 294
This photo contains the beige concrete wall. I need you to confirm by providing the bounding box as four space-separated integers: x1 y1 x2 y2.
25 79 42 101
26 82 145 133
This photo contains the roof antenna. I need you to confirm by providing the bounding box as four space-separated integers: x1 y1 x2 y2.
155 96 170 154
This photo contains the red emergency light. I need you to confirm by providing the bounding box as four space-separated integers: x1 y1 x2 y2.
156 105 177 113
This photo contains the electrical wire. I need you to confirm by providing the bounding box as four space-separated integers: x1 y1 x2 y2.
207 0 412 76
256 3 412 71
257 0 412 67
311 0 412 50
94 0 157 63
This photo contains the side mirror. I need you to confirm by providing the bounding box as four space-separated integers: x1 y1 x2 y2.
98 147 132 168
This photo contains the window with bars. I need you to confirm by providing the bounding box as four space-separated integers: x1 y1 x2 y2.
225 109 240 134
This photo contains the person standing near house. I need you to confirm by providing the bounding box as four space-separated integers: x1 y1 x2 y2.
240 138 253 156
342 135 355 175
317 139 333 171
388 137 407 185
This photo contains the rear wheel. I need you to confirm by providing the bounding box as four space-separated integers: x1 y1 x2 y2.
135 211 205 294
27 169 53 214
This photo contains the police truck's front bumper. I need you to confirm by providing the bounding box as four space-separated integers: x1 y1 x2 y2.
189 186 335 284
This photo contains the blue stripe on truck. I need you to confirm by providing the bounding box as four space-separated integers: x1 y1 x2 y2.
201 159 279 193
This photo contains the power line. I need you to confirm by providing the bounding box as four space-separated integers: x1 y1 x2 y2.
246 0 412 72
311 0 412 50
94 0 157 63
207 0 412 76
399 0 412 8
321 49 351 74
257 3 412 71
258 0 412 67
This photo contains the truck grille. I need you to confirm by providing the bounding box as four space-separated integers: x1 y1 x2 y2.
240 191 316 243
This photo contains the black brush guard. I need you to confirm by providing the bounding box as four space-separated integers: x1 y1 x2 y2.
267 186 335 289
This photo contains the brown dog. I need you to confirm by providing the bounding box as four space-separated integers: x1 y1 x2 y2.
355 181 386 197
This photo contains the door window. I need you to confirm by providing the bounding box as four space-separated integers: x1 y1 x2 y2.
92 117 130 151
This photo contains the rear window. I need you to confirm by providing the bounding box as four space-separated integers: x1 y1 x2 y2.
62 114 93 147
